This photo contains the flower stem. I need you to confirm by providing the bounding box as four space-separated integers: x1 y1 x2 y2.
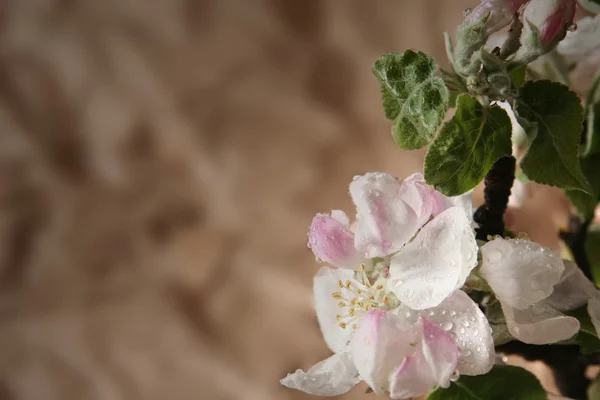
473 155 516 241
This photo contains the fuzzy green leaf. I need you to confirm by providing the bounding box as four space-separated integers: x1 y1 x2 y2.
565 154 600 218
515 81 591 194
373 50 449 149
426 365 545 400
424 94 512 196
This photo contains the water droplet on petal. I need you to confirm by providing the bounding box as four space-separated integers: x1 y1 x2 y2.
462 320 470 328
468 315 476 322
442 321 453 331
405 289 415 298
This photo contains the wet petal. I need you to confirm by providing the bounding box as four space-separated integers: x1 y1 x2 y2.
502 301 579 344
432 190 473 218
308 213 366 269
395 291 495 376
419 318 459 386
280 351 360 396
558 14 600 58
388 355 434 399
389 207 478 310
398 173 436 228
314 267 356 353
351 309 415 395
545 260 598 312
350 172 419 258
480 238 564 310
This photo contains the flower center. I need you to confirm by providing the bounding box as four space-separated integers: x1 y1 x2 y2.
331 266 390 330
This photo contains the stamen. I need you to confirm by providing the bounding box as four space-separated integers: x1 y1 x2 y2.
339 322 347 329
382 296 389 304
331 292 343 300
345 280 352 289
337 301 346 307
352 324 357 330
337 280 344 289
359 263 366 271
348 308 356 317
375 285 384 290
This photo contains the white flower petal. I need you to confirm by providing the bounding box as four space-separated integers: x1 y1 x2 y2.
350 172 420 258
479 238 564 310
588 298 600 338
314 267 356 353
389 207 478 310
545 260 598 312
432 190 473 218
308 213 366 269
398 173 436 228
395 291 495 376
351 310 414 395
502 301 580 345
280 351 360 396
330 209 351 226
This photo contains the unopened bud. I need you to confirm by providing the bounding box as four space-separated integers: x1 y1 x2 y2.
511 0 576 65
469 0 530 36
523 0 576 44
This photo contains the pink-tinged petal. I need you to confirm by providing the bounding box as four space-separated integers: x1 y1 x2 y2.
330 209 351 226
395 291 495 376
419 318 459 386
308 213 365 269
351 309 415 395
350 172 420 258
588 298 600 338
502 301 580 344
314 267 357 353
389 207 478 310
389 355 435 399
389 317 458 399
280 351 360 396
469 0 529 35
545 260 598 312
479 238 564 310
398 173 436 228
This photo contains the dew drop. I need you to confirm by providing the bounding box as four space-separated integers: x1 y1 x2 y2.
461 349 472 357
475 346 482 353
405 289 415 298
473 328 479 336
442 321 453 331
468 315 476 322
462 320 470 328
428 310 436 317
450 310 457 317
459 327 466 334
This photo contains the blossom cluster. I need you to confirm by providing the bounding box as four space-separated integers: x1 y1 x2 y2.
281 172 600 399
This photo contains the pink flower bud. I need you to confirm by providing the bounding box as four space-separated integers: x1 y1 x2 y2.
470 0 530 35
523 0 576 44
308 212 365 269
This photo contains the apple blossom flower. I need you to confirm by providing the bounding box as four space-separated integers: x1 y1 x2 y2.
281 264 497 397
478 238 582 344
308 172 477 310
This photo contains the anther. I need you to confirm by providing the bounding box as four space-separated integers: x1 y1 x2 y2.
339 322 347 329
332 292 343 300
337 280 344 288
359 264 366 271
337 301 346 307
352 324 357 330
376 285 384 290
345 280 352 289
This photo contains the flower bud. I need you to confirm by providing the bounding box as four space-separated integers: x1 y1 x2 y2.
469 0 530 36
523 0 576 44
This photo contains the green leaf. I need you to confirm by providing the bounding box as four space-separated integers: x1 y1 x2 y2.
515 80 592 194
426 365 546 400
565 154 600 218
585 75 600 156
424 94 512 196
579 0 600 13
509 65 527 90
586 223 600 285
373 50 449 150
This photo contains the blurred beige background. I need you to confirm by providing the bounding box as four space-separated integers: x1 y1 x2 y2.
0 1 571 399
